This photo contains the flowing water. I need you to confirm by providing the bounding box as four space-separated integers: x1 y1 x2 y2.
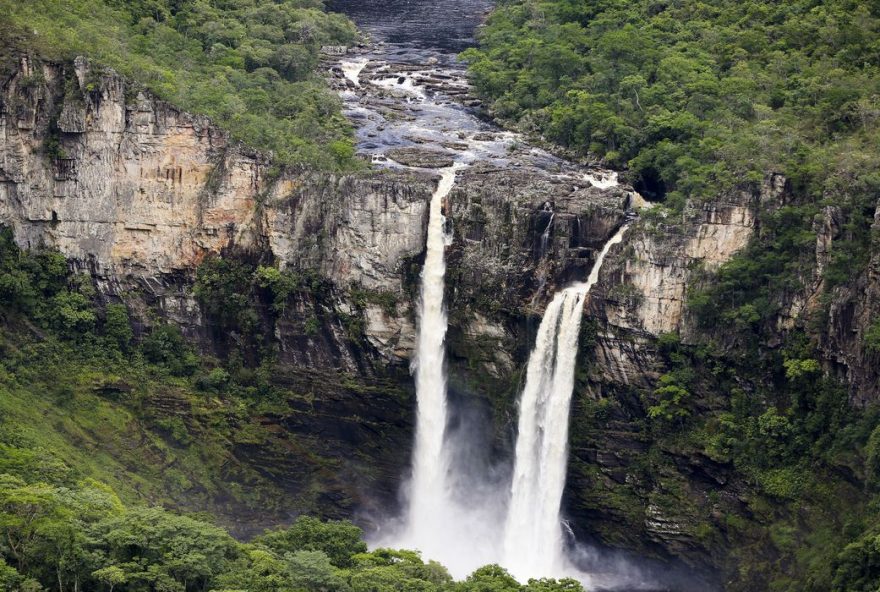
402 166 458 561
326 0 594 173
327 0 494 54
502 225 630 583
325 0 647 586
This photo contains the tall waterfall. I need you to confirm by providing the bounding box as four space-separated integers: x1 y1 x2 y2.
402 166 460 558
502 224 630 582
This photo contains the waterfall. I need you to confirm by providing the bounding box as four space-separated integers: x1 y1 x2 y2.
383 163 508 578
340 58 368 87
401 166 460 559
539 212 555 258
502 224 629 582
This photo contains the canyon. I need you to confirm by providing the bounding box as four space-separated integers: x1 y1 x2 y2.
2 1 880 590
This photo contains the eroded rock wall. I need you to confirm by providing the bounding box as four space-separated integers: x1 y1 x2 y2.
0 55 435 529
0 55 633 532
821 202 880 405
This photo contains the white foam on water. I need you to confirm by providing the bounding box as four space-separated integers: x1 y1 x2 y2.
340 57 369 87
584 171 619 189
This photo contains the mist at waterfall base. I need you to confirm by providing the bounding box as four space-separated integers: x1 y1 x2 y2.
369 167 508 577
369 218 674 588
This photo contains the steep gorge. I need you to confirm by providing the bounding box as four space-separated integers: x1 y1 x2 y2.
3 4 880 591
0 53 630 530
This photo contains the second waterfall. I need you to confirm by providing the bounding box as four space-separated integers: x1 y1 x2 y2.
502 224 630 582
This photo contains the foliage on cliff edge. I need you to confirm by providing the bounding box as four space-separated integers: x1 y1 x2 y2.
0 0 359 169
463 0 880 207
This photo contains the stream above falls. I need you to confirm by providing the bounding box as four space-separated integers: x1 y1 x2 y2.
327 0 495 54
326 0 618 186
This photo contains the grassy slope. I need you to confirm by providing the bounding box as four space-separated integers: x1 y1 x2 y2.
0 323 290 527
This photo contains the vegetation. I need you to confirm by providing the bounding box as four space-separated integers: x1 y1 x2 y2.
465 10 880 586
0 226 294 515
0 225 588 591
614 319 880 592
463 0 880 207
2 473 566 592
0 473 582 592
0 0 360 169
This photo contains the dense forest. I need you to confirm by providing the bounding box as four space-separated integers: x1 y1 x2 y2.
463 0 880 205
0 0 359 168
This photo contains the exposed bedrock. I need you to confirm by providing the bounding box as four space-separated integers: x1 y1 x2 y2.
4 54 878 580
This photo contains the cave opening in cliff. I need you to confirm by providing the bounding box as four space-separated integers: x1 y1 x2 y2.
634 167 667 202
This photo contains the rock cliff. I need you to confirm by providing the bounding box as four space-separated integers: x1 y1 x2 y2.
558 178 787 571
5 52 877 585
0 54 630 531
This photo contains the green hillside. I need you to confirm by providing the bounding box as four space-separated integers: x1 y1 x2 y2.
0 0 359 168
463 0 880 205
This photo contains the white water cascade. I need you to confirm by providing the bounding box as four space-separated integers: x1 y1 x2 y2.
384 163 504 578
407 166 457 532
502 223 630 582
395 166 474 566
340 58 369 87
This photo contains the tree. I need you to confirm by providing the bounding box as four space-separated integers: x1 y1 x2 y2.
0 478 120 592
103 305 133 352
646 373 692 427
91 566 126 592
140 325 198 376
351 549 451 588
212 547 292 592
524 579 584 592
457 565 521 592
256 517 366 569
46 292 96 340
0 557 42 592
89 507 239 592
285 550 345 592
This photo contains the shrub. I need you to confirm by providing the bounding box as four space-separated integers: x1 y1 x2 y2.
141 324 198 375
257 516 367 569
865 321 880 354
103 304 134 351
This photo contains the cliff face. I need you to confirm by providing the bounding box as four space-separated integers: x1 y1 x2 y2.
822 202 880 405
0 54 427 531
1 56 262 275
5 53 878 582
0 55 629 530
581 177 785 392
561 169 880 576
554 179 786 570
